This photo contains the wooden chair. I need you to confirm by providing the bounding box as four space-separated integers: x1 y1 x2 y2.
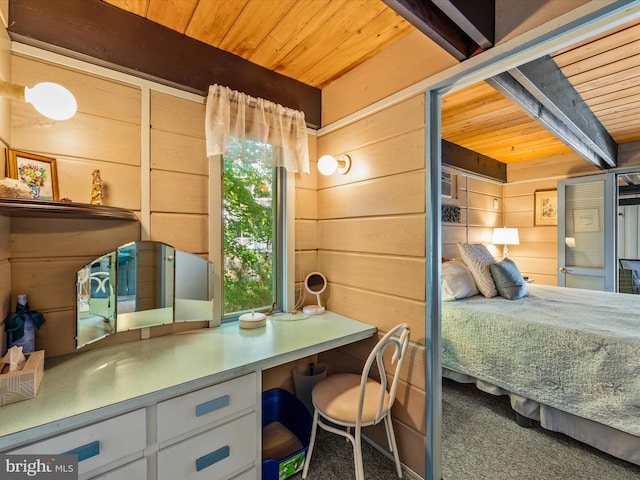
302 323 410 480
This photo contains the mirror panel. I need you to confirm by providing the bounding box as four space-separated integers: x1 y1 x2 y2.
76 241 214 348
116 241 175 332
175 250 214 322
76 252 116 348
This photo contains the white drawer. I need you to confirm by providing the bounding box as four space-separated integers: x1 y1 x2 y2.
157 372 257 443
233 466 257 480
90 458 147 480
11 409 146 476
157 412 257 480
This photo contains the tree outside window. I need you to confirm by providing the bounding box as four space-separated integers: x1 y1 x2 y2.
223 138 276 315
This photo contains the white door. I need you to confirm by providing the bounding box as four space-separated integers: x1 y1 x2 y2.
557 173 616 291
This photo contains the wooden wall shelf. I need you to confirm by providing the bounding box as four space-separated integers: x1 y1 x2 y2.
0 198 138 221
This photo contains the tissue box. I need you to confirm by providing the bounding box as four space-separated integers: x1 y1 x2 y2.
0 350 44 406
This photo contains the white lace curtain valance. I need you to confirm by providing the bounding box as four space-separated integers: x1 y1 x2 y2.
205 84 310 174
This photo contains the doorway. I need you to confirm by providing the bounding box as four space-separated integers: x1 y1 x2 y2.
557 173 616 291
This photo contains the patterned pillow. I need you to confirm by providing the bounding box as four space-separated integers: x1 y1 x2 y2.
457 242 497 297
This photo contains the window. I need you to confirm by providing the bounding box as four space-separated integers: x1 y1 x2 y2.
222 138 284 318
204 84 308 322
441 169 457 200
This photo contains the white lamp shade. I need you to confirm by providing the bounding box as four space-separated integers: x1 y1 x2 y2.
317 155 338 175
24 82 77 121
492 227 520 245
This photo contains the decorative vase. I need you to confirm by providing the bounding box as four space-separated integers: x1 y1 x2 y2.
29 183 41 199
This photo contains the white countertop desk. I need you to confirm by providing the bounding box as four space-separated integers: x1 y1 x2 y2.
0 311 376 451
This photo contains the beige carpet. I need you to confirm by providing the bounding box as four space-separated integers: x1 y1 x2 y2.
289 378 640 479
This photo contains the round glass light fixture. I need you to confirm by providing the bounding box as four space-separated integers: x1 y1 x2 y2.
24 82 78 121
317 154 351 175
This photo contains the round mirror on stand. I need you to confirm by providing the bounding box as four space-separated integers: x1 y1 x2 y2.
303 272 327 315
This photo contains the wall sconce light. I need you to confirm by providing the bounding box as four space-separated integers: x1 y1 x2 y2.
317 154 351 175
0 80 77 120
492 227 519 258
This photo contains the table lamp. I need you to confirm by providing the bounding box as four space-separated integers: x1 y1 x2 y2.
492 227 519 258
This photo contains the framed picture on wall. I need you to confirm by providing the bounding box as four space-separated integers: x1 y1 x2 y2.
5 149 59 201
534 189 557 226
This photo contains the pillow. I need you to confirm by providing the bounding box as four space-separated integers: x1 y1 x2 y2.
457 242 497 297
442 260 479 301
619 259 640 271
490 258 528 300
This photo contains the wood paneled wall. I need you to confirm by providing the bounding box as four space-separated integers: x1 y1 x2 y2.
503 145 640 285
507 150 622 285
442 174 504 261
315 94 427 474
313 91 599 474
503 178 559 285
5 52 322 357
295 132 319 297
6 54 219 356
12 55 142 207
321 31 457 125
9 54 143 356
149 91 208 253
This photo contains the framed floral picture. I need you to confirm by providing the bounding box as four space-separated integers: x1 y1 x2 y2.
534 189 557 226
5 149 59 200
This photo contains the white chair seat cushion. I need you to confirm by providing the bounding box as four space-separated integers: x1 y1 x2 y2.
311 373 389 424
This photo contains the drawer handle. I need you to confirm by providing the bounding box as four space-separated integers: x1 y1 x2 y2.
64 440 100 462
195 445 230 472
195 394 230 417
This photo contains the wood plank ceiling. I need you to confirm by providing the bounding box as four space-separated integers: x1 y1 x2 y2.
97 2 640 165
101 0 415 89
443 18 640 164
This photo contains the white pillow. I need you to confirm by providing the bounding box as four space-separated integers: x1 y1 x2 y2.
442 260 479 301
457 242 498 298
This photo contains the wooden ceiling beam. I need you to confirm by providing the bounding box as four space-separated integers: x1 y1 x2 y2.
385 0 620 169
432 0 494 48
381 0 484 60
510 55 618 168
442 139 506 182
486 70 614 170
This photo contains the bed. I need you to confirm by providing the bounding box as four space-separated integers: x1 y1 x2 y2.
441 283 640 466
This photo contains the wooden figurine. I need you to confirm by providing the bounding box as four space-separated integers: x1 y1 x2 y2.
90 169 104 205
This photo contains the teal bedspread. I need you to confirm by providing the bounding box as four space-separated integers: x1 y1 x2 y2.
442 284 640 436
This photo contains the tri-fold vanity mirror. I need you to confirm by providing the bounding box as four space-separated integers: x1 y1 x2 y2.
76 241 214 349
